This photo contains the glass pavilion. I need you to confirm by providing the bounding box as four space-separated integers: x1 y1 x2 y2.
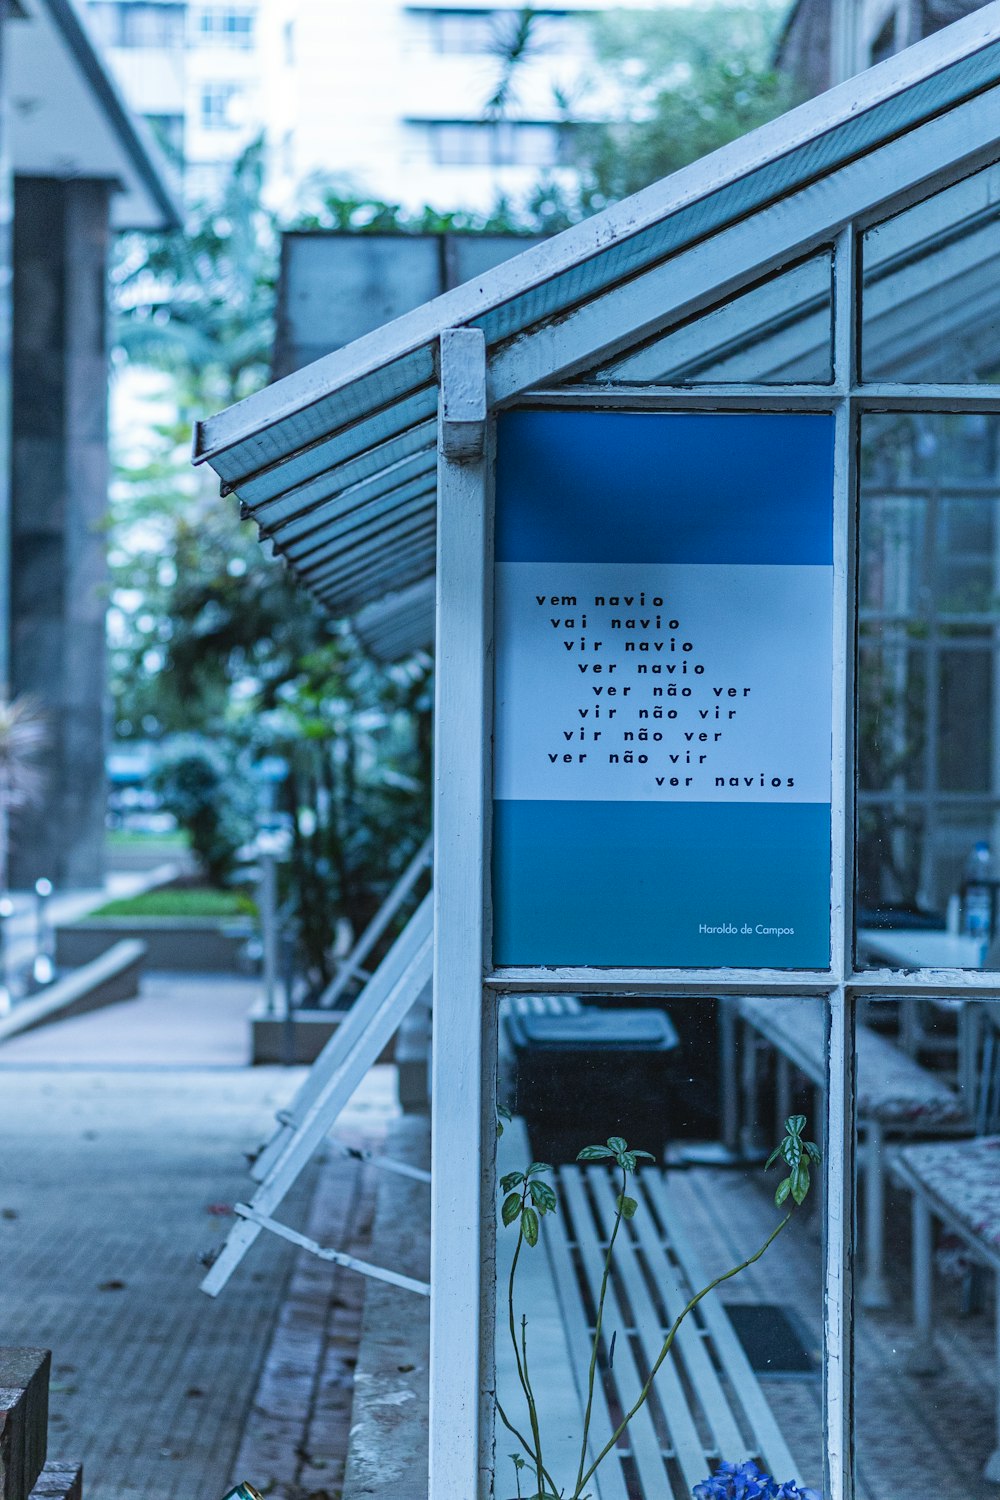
196 7 1000 1496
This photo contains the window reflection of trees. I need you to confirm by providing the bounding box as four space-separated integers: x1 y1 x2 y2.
858 414 1000 920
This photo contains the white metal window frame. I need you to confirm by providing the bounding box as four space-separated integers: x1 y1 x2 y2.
432 161 1000 1500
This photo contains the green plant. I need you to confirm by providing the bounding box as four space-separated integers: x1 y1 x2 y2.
497 1116 819 1500
150 747 254 886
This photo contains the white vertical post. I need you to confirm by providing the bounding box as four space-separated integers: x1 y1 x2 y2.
830 0 861 85
825 222 859 1500
905 1195 942 1375
986 1286 1000 1482
430 326 490 1500
825 986 854 1500
859 1120 890 1308
261 848 278 1015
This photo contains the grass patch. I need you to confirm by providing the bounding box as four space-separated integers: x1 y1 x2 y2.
106 829 190 850
91 888 257 920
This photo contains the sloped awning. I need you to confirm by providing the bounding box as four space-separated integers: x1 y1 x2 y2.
193 2 1000 645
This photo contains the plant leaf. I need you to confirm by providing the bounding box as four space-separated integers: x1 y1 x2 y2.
522 1206 539 1247
500 1171 523 1193
528 1179 557 1214
765 1145 783 1169
791 1163 810 1205
607 1136 628 1153
617 1194 638 1219
775 1176 792 1207
502 1192 521 1226
526 1161 552 1177
632 1150 655 1161
577 1145 615 1160
787 1114 806 1134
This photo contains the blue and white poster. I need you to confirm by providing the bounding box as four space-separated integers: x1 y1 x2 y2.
492 410 834 968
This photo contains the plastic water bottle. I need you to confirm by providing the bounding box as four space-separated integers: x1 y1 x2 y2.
961 841 997 947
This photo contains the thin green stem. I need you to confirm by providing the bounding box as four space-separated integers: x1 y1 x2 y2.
506 1189 561 1498
521 1314 546 1498
496 1401 561 1497
574 1211 793 1497
574 1165 626 1494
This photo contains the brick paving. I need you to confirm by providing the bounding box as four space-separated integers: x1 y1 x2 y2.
231 1068 400 1500
0 973 399 1500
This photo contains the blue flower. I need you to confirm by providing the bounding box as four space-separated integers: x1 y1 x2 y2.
693 1461 822 1500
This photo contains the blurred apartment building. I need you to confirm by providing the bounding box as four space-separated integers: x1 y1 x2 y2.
83 0 261 202
80 0 662 208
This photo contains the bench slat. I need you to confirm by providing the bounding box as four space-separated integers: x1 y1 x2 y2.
592 1168 746 1466
645 1173 803 1486
583 1166 728 1492
562 1167 686 1494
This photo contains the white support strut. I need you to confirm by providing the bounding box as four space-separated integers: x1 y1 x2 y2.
235 1204 430 1297
316 833 432 1011
250 890 433 1184
201 893 433 1297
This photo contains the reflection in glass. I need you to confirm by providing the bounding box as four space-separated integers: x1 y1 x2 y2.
495 995 823 1498
857 998 1000 1497
862 162 1000 383
576 256 833 386
856 414 1000 967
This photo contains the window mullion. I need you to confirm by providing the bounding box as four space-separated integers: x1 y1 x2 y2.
826 221 859 1500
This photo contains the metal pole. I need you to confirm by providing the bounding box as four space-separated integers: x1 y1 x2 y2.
0 894 12 1015
281 924 297 1067
33 877 54 987
260 849 278 1016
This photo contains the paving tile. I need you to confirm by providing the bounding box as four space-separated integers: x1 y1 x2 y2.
0 972 400 1500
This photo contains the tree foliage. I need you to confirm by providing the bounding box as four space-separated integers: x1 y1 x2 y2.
109 10 797 975
110 148 433 982
576 3 798 203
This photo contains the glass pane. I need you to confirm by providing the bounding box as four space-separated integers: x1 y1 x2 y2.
577 256 833 386
861 161 1000 383
856 414 1000 964
495 994 824 1498
855 997 1000 1497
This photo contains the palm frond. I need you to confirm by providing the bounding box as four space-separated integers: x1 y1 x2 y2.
0 696 49 808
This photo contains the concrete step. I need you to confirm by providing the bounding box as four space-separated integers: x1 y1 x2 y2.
28 1467 81 1500
0 1349 49 1500
0 1353 83 1500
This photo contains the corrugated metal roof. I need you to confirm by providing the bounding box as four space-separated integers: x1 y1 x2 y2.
352 578 436 662
194 3 1000 651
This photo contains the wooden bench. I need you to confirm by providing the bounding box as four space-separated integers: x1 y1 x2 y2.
889 1135 1000 1481
496 1120 805 1499
737 995 966 1307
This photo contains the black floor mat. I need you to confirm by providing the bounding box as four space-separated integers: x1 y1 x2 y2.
723 1302 819 1376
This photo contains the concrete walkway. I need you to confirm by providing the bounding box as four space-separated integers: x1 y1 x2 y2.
0 974 399 1500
